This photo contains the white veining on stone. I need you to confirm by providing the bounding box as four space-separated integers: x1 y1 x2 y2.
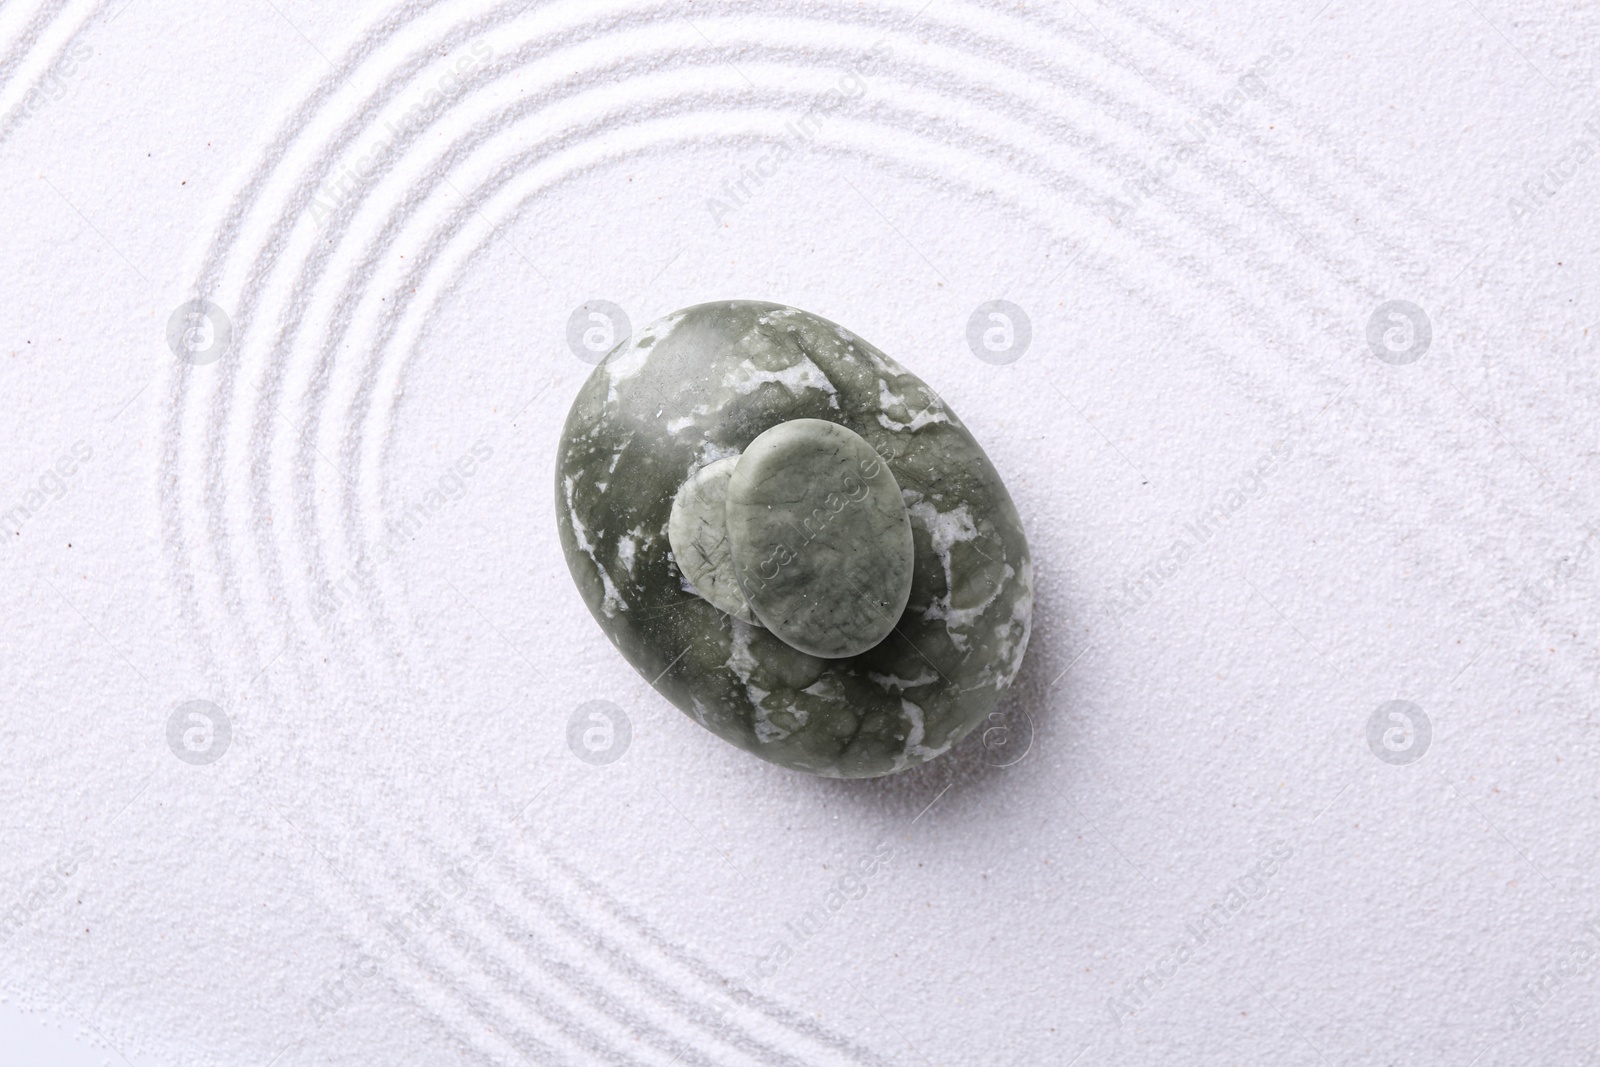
876 379 950 432
725 618 773 725
905 495 1006 649
866 668 940 690
564 472 624 617
721 353 836 399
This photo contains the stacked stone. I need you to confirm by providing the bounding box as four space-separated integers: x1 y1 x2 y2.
556 301 1032 778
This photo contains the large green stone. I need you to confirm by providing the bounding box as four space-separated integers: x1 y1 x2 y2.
555 301 1033 778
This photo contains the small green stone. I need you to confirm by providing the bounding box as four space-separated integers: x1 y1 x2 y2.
667 456 759 625
726 419 913 658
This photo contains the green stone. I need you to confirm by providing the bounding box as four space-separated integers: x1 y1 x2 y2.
667 456 758 625
555 301 1033 778
725 419 914 658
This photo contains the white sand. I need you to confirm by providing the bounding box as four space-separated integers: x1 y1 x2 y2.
2 1 1597 1064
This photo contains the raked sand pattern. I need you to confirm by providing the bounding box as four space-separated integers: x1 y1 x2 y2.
5 0 1594 1065
0 0 113 149
156 6 1515 1065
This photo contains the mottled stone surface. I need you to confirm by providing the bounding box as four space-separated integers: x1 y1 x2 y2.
556 300 1033 778
725 419 914 659
667 456 758 625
